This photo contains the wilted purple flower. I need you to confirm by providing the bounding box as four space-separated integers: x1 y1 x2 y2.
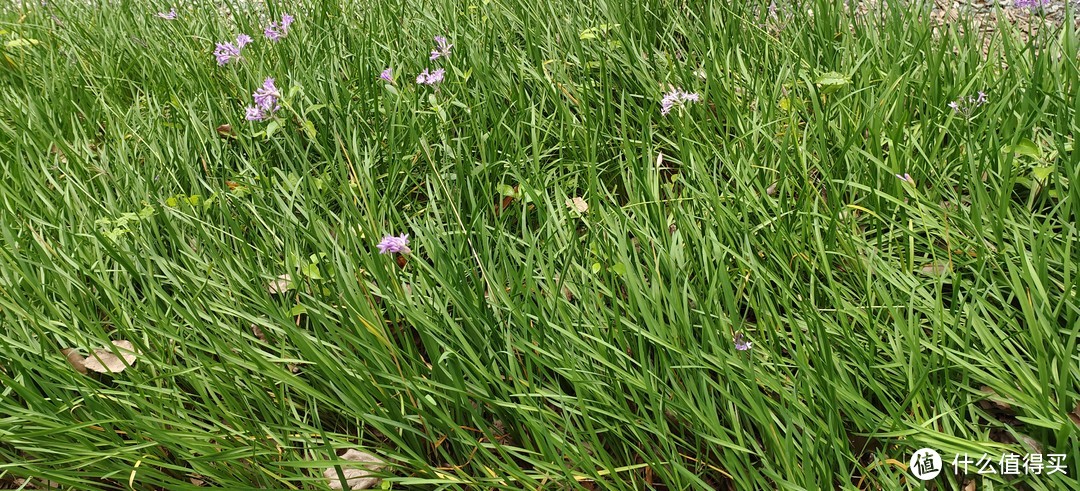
244 105 267 122
157 8 177 20
252 77 281 111
430 35 453 61
733 332 752 351
949 90 988 117
416 68 445 86
380 67 393 83
214 34 251 66
264 14 294 41
660 87 701 116
896 173 914 185
377 234 411 255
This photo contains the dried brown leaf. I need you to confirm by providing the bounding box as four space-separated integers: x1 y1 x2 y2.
766 182 778 196
82 340 138 374
565 196 588 214
62 348 86 374
324 449 385 490
268 274 291 294
251 324 267 342
977 386 1013 412
917 262 951 277
1069 401 1080 428
1017 433 1045 455
216 124 236 139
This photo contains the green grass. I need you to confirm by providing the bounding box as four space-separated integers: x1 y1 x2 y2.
0 0 1077 489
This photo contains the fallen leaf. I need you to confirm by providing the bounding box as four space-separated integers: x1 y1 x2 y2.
977 386 1013 412
82 340 139 374
62 348 86 374
1069 401 1080 428
1016 433 1044 455
215 124 236 139
251 324 267 342
324 449 385 490
566 197 588 214
268 274 291 294
917 262 951 277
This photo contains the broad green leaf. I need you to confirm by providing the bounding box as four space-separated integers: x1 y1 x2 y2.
301 120 317 139
496 184 516 197
265 119 281 138
1004 138 1041 159
815 71 850 91
1032 166 1054 181
5 38 39 48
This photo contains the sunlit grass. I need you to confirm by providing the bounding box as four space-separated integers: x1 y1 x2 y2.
0 0 1077 489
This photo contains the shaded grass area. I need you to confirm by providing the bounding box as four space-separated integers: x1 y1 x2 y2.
0 0 1078 489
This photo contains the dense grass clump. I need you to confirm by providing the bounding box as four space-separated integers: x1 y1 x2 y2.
0 0 1077 489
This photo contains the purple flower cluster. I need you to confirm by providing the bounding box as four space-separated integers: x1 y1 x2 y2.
430 36 453 61
377 234 411 255
1014 0 1052 9
245 78 281 122
733 332 752 351
948 91 987 117
416 68 445 86
264 13 294 42
414 36 451 87
660 87 701 116
214 34 252 66
380 67 394 83
156 8 177 20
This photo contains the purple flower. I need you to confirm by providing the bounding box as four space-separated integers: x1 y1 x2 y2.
214 43 240 66
264 14 294 41
733 332 752 351
430 35 453 61
244 78 281 122
252 77 281 111
214 34 251 65
416 68 445 86
157 8 177 20
1014 0 1051 9
949 91 988 117
660 87 701 116
896 173 914 185
377 234 411 255
244 105 266 121
380 67 393 83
